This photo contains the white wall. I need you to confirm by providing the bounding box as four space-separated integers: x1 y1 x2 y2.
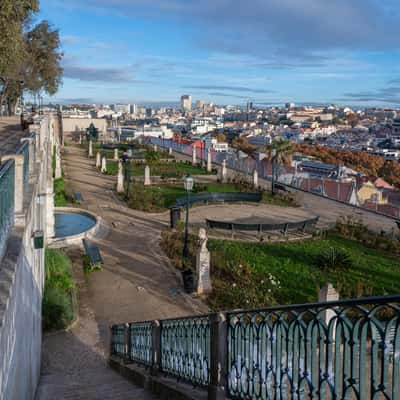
0 116 51 399
62 117 107 133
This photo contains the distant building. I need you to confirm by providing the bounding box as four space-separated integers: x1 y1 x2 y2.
247 134 271 147
285 102 295 110
391 118 400 138
181 95 192 112
114 104 131 114
196 100 205 110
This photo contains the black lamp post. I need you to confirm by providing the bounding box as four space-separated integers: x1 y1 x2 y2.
271 149 277 195
125 159 131 199
182 174 194 266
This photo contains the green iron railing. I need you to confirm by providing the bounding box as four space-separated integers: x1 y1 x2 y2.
174 192 262 208
160 316 210 386
111 295 400 399
17 141 29 183
206 216 319 235
227 295 400 399
129 321 153 366
0 159 15 260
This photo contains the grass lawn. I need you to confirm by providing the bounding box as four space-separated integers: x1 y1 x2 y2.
105 160 213 177
42 249 75 331
205 234 400 310
127 182 238 211
54 178 68 206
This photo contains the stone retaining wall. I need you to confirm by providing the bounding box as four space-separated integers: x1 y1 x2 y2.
0 116 55 400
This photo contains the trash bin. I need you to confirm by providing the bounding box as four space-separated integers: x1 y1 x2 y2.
182 269 194 293
170 207 181 228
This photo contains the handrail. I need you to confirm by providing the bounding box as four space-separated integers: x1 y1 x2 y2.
0 159 15 260
111 294 400 398
173 191 262 208
16 140 30 183
206 215 319 233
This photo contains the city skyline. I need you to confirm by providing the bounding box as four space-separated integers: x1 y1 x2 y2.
38 0 400 107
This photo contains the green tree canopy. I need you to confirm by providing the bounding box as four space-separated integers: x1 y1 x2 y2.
0 1 63 115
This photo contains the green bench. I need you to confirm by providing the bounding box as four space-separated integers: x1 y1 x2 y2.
82 238 103 269
73 192 84 204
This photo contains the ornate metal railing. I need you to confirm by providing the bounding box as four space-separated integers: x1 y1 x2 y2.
174 192 262 208
129 321 153 366
0 159 15 260
17 141 29 183
110 295 400 399
111 324 126 358
206 216 319 235
227 295 400 399
160 316 210 386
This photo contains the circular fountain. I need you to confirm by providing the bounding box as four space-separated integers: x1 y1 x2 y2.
50 207 102 248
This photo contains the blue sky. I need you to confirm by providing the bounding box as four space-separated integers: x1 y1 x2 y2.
38 0 400 107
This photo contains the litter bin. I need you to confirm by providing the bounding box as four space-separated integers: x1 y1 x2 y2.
182 269 194 293
170 207 181 229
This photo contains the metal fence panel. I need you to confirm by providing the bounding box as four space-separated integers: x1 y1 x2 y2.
227 296 400 399
129 321 153 366
0 159 15 260
160 316 211 386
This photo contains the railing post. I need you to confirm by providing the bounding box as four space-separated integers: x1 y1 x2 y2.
209 312 227 400
151 320 161 376
124 323 131 363
1 154 24 218
21 137 35 176
110 325 114 356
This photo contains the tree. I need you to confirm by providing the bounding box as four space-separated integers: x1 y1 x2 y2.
346 113 359 128
145 149 160 166
24 20 63 96
0 1 38 114
265 139 293 195
215 132 226 143
231 136 257 154
0 3 62 115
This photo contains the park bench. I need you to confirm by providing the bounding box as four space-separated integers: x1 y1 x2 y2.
160 172 179 180
73 192 84 204
82 238 103 269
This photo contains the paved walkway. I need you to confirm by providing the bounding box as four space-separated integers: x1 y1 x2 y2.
36 144 207 399
0 116 27 157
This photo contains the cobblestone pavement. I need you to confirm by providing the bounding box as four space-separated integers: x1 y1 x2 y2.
36 144 207 399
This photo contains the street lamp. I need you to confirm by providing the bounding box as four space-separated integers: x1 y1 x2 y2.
271 149 277 195
182 174 194 266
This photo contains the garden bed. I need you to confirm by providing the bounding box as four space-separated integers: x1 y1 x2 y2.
161 230 400 311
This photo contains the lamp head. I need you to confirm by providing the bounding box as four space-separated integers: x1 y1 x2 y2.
184 174 194 191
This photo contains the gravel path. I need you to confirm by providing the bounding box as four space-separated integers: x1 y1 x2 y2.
35 144 207 399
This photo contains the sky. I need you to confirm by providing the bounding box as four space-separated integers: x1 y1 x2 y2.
37 0 400 107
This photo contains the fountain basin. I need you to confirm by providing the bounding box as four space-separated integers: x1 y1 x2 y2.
50 207 102 248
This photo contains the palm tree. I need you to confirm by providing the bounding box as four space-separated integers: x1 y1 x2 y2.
145 148 160 166
265 139 293 195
